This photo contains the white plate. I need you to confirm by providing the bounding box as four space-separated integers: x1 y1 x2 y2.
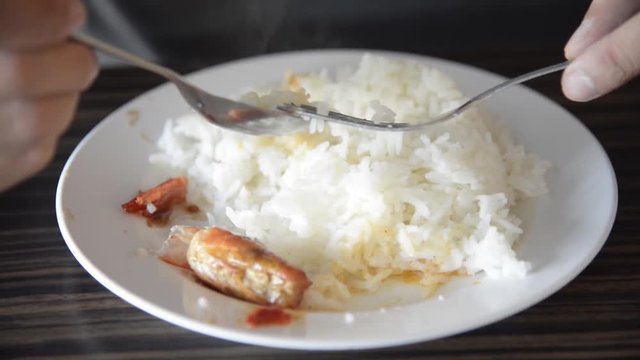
56 50 617 350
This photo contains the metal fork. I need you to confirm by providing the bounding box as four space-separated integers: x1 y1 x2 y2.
73 32 569 135
276 61 570 131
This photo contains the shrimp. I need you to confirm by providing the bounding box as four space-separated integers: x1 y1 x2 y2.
122 177 187 224
159 225 311 309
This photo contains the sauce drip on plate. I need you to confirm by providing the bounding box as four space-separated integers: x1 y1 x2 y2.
245 308 292 328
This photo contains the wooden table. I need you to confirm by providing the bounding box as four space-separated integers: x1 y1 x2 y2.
1 49 639 359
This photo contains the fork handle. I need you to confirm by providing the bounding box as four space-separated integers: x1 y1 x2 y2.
453 61 571 116
71 32 184 83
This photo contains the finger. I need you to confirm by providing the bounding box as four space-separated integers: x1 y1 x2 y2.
565 0 640 60
0 93 79 152
562 13 640 102
0 137 57 191
0 42 98 99
0 0 85 49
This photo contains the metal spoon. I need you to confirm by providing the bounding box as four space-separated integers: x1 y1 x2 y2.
72 32 308 135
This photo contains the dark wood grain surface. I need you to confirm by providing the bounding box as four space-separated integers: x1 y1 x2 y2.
1 47 639 359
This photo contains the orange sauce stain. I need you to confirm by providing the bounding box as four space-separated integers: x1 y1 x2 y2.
245 308 293 328
185 204 200 214
400 270 423 284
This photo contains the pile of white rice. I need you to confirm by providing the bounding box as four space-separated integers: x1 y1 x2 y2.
150 54 550 310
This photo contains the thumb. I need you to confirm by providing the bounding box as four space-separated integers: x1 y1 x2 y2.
562 12 640 102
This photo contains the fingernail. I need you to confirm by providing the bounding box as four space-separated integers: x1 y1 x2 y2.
564 69 598 102
69 1 87 30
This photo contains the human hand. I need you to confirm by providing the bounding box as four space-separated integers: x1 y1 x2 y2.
0 0 98 191
562 0 640 102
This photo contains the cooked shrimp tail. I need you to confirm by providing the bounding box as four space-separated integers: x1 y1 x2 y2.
122 177 188 224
